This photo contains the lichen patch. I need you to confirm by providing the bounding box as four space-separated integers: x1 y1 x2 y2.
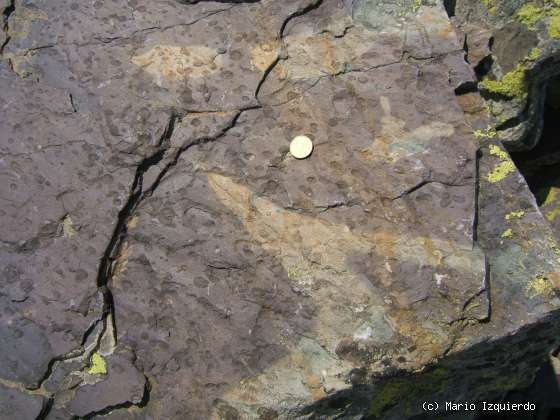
481 63 528 99
131 45 222 82
250 41 279 72
364 96 454 160
487 145 516 183
8 6 48 41
88 352 108 376
526 274 556 299
61 215 77 238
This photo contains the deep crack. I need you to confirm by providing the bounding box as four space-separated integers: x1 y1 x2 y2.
255 0 324 104
30 114 179 418
35 105 257 417
0 0 15 55
473 148 482 243
391 178 469 201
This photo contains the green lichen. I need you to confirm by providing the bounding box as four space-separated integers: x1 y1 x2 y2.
501 229 513 239
505 210 526 220
481 63 528 99
474 127 498 139
287 265 311 280
488 161 516 183
527 48 541 61
542 187 560 221
489 144 509 159
526 274 555 299
544 188 559 206
488 144 509 160
552 244 560 264
517 0 560 38
482 0 497 14
369 368 449 418
88 352 108 375
517 3 546 29
395 0 423 17
487 145 516 183
548 206 560 222
549 9 560 37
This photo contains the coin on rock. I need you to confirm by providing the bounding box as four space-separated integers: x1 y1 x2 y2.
289 135 314 159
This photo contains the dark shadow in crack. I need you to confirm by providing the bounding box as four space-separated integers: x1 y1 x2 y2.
511 78 560 207
477 356 560 420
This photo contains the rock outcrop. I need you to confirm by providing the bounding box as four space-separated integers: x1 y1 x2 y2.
1 0 560 419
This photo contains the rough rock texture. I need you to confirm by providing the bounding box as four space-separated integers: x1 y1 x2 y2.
0 383 47 419
450 0 560 151
1 0 560 419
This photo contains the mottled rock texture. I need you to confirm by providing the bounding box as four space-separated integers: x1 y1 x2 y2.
1 0 560 419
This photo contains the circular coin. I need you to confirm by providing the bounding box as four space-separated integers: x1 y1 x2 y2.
289 135 313 159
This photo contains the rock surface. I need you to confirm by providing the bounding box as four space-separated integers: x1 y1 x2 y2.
451 0 560 151
0 383 47 419
1 0 560 419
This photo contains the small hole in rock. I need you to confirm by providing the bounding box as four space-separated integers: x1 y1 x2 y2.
443 0 456 17
475 55 494 80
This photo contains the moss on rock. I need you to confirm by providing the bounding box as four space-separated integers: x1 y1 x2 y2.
369 368 449 418
481 63 528 99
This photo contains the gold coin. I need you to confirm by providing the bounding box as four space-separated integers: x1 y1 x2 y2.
289 135 313 159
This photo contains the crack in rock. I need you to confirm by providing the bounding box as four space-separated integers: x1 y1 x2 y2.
0 0 15 55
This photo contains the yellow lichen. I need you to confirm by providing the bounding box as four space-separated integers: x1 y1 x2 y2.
474 127 498 139
487 145 516 183
481 64 528 99
395 0 423 17
552 245 560 264
526 274 555 299
517 0 560 38
505 211 526 220
527 48 541 61
488 161 516 183
287 265 307 279
489 144 509 159
544 188 559 206
517 3 546 29
549 9 560 37
543 188 560 221
548 207 560 221
501 229 513 239
88 352 108 375
482 0 497 14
